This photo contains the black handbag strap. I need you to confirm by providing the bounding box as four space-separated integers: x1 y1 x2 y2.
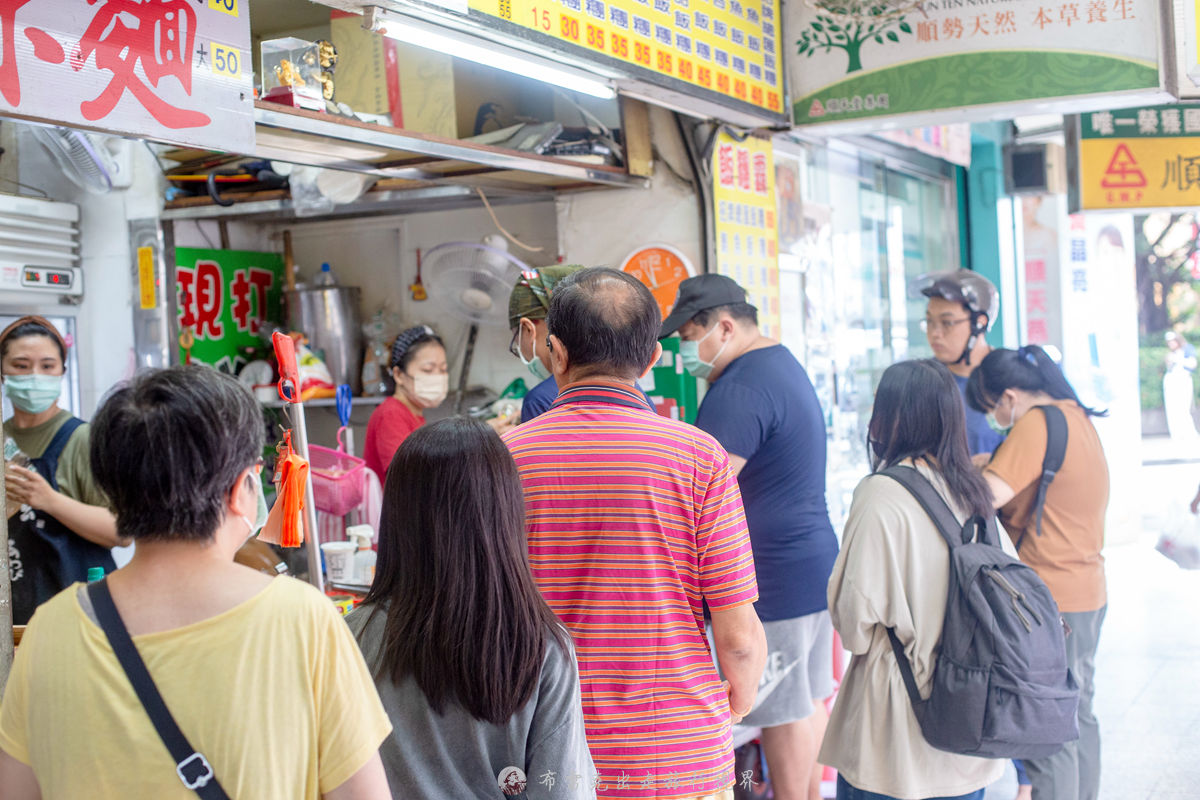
87 579 232 799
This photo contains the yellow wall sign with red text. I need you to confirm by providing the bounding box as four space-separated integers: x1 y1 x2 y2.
470 0 782 115
712 132 779 337
1079 138 1200 210
1078 106 1200 210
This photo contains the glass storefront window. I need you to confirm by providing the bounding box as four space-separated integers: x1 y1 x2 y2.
777 140 960 529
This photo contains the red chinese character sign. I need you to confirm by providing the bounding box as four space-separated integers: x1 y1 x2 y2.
176 248 284 371
788 0 1165 130
0 0 251 151
711 131 779 338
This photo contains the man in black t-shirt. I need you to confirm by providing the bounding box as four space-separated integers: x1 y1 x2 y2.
662 274 838 800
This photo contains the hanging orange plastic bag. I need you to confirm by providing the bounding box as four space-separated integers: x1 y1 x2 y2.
259 430 308 548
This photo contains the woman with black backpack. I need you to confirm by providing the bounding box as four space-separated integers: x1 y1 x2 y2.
966 345 1109 800
821 359 1005 800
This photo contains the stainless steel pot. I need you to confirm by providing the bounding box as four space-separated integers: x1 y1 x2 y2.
286 286 364 394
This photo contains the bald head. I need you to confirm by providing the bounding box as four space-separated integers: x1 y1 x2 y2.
547 267 661 380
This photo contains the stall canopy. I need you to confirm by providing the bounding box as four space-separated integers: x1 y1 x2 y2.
319 0 788 129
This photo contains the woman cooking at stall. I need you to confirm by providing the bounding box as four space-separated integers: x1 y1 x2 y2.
363 325 449 481
3 316 127 624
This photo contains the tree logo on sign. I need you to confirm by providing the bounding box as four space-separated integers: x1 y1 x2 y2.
796 3 912 73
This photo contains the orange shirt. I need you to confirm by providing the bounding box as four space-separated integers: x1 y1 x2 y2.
986 400 1108 613
362 397 423 480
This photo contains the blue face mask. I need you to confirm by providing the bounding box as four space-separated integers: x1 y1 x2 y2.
679 324 728 380
4 374 62 414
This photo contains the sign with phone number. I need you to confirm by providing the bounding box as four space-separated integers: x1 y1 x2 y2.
471 0 782 115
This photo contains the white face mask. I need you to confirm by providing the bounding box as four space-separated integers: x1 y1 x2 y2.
412 373 449 406
241 468 268 539
516 322 552 383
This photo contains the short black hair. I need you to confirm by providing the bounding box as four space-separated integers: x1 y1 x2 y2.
547 267 660 379
692 302 759 328
90 365 264 542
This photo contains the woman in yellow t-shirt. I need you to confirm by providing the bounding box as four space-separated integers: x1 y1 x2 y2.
966 345 1109 800
0 365 392 800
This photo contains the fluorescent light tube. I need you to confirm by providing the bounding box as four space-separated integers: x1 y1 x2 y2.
365 7 617 100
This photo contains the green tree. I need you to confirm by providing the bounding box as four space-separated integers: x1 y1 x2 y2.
1135 213 1198 336
796 5 912 73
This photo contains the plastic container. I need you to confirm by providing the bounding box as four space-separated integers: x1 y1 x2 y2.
321 541 356 582
348 525 376 586
314 262 336 286
308 444 367 515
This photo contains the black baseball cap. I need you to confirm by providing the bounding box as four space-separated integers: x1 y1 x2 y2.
659 273 749 338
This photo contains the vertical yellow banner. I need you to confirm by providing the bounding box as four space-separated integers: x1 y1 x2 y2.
711 132 779 337
138 246 157 310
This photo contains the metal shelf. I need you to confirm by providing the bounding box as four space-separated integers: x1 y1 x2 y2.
162 184 549 223
252 103 644 189
161 103 646 222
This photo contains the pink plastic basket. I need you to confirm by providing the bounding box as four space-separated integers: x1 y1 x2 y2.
308 444 367 516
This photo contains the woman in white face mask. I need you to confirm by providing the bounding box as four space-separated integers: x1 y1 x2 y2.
2 315 127 624
362 325 449 482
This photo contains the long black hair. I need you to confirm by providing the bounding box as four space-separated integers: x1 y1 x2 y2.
360 416 567 724
870 359 993 518
965 345 1107 417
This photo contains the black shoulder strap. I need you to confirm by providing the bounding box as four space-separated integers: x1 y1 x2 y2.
87 580 232 799
885 626 927 714
1030 405 1068 542
878 465 992 716
43 416 84 459
879 465 963 551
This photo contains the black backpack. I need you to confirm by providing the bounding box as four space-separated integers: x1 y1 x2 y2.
880 465 1079 759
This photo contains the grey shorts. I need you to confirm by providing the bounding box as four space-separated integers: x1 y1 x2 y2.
739 610 835 728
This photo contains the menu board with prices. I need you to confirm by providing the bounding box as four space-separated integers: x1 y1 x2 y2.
470 0 783 117
711 131 780 338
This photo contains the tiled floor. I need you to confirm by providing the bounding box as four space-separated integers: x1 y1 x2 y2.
987 442 1200 800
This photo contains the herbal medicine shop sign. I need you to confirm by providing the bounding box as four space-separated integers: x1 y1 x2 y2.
0 0 253 152
787 0 1163 128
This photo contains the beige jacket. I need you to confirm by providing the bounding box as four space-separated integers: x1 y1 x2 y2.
819 463 1005 800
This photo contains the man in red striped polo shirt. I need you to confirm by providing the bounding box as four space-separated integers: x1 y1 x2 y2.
503 267 766 800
